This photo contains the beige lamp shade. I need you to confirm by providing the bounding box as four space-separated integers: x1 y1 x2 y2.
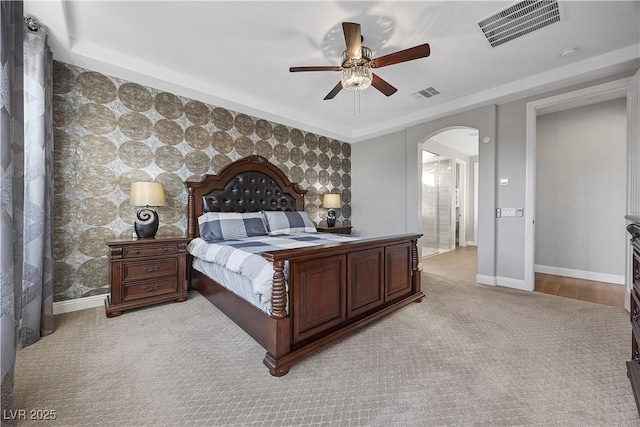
323 194 341 209
129 182 166 207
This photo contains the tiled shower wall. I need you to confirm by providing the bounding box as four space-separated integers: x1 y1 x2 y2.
52 61 351 302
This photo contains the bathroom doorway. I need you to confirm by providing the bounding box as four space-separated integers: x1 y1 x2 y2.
421 150 454 257
420 128 479 266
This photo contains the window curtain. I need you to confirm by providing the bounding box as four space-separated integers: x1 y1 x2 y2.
1 1 54 419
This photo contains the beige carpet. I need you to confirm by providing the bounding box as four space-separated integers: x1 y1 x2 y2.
13 273 640 426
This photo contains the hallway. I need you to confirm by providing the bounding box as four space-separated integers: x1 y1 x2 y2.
421 246 477 282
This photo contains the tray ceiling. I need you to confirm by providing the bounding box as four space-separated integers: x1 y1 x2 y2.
24 1 640 143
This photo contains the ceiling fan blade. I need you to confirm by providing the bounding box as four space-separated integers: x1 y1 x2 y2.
290 66 342 72
370 43 431 68
342 22 362 59
371 74 397 97
324 81 343 100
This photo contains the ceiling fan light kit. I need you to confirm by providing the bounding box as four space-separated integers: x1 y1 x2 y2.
340 46 373 91
289 22 430 100
342 65 372 91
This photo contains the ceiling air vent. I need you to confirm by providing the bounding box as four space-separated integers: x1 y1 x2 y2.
411 87 441 100
478 0 561 48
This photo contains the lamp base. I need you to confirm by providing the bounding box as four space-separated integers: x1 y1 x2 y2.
135 208 159 238
327 209 336 228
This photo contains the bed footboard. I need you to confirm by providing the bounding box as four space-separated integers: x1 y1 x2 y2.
262 234 423 376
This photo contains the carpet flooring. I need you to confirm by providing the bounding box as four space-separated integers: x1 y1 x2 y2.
13 273 640 426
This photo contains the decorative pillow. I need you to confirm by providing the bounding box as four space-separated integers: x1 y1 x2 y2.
198 212 268 242
263 211 317 235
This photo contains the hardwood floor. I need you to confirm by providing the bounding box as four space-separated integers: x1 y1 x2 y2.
421 246 625 308
535 273 625 308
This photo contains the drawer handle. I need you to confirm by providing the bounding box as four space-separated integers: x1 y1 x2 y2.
634 308 639 322
143 265 160 273
135 249 140 255
141 284 160 292
163 247 168 252
636 269 640 281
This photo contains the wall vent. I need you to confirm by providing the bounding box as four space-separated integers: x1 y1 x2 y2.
478 0 561 48
411 87 441 100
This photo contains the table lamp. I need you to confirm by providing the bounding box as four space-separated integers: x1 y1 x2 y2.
322 194 341 227
129 181 166 238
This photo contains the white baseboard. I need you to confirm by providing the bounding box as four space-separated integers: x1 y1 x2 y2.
476 275 531 291
496 276 530 291
53 294 106 315
465 241 477 246
534 264 624 285
476 274 496 286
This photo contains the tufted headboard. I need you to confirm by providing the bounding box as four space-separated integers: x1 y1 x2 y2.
186 155 307 239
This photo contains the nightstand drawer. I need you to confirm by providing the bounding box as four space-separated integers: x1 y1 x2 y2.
123 257 177 281
123 277 178 301
123 244 177 258
106 236 190 317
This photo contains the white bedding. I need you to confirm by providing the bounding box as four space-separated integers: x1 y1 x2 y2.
187 232 357 306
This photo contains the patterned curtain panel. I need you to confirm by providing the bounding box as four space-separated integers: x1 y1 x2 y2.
0 1 24 420
1 4 54 420
22 18 54 345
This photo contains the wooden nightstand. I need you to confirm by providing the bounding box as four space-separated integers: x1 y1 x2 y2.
316 225 352 235
105 236 190 317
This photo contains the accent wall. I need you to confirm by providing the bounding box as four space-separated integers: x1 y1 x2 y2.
52 61 351 302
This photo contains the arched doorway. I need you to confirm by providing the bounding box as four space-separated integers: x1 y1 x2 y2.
420 127 479 280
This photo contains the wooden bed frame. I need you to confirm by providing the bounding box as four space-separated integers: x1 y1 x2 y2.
186 155 423 376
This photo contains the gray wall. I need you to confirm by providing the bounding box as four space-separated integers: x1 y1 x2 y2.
495 100 528 280
535 98 627 276
406 106 497 280
492 72 632 282
351 70 635 286
351 130 407 237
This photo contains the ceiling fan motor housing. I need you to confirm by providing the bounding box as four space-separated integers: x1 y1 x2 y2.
341 46 372 68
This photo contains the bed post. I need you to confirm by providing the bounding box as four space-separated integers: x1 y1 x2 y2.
263 259 291 376
187 187 196 239
270 260 287 319
411 238 422 301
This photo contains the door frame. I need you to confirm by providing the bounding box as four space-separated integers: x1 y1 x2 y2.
524 77 631 292
474 161 479 246
455 158 467 248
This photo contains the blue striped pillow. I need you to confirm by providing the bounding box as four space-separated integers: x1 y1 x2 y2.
198 212 268 242
263 211 317 235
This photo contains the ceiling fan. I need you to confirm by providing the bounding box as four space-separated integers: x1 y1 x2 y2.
289 22 431 100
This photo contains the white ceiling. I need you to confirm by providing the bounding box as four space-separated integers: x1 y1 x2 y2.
25 1 640 143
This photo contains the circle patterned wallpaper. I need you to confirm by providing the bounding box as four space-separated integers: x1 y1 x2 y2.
52 61 351 302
